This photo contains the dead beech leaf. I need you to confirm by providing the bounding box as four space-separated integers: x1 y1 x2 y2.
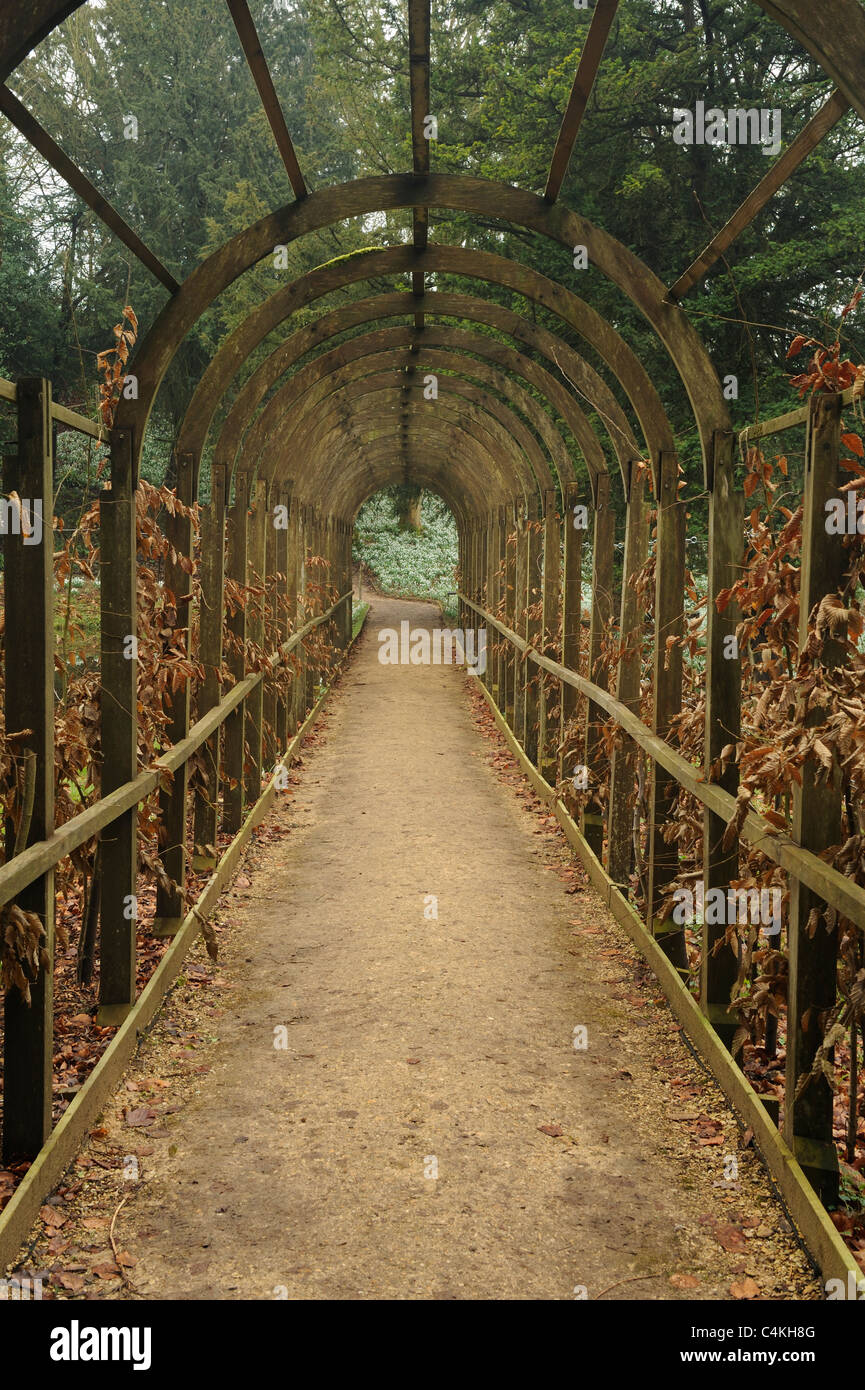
669 1272 701 1290
537 1123 564 1137
40 1204 66 1229
125 1106 157 1128
730 1276 761 1300
57 1272 87 1292
714 1223 748 1253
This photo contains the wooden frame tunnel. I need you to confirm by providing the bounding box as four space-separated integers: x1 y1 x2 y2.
1 0 864 1284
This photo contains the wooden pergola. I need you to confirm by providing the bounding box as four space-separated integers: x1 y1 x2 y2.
1 0 864 1287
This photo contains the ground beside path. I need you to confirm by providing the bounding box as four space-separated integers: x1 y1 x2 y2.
15 597 821 1300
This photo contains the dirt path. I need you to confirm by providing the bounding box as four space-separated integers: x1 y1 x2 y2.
18 597 821 1300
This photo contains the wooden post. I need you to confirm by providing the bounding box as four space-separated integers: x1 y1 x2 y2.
274 487 290 750
2 378 55 1158
523 512 542 763
539 490 561 782
263 482 279 770
244 480 267 807
303 505 317 713
784 394 844 1203
607 463 649 891
582 472 614 861
153 449 195 937
559 481 583 787
223 471 249 835
513 511 528 739
192 463 227 871
495 506 507 711
504 509 517 728
647 451 688 970
97 424 138 1026
290 500 305 731
701 430 742 1046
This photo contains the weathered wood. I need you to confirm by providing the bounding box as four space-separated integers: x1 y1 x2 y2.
0 611 362 1274
153 449 195 937
191 464 227 872
0 85 180 295
244 479 267 806
544 0 620 203
702 430 742 1046
223 471 250 835
582 473 614 861
2 380 55 1160
462 589 865 936
225 0 307 198
504 512 517 727
513 514 528 740
539 491 561 782
274 487 290 748
263 483 279 769
669 90 849 301
97 425 138 1026
523 518 542 764
646 451 688 969
559 481 582 787
784 394 844 1203
493 508 506 710
289 497 305 733
469 656 862 1294
608 463 649 890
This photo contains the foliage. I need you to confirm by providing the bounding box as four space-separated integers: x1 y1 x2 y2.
353 489 459 611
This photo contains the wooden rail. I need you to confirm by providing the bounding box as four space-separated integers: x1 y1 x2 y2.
455 389 862 1225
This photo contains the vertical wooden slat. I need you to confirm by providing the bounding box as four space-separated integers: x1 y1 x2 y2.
2 378 55 1158
274 487 290 750
647 450 688 969
222 471 249 835
191 463 227 871
784 394 844 1203
701 430 742 1046
263 482 279 770
582 472 614 861
288 495 304 735
97 424 138 1025
504 509 517 728
559 481 582 787
513 512 528 739
153 449 195 937
539 490 561 782
495 506 507 710
607 463 649 890
244 479 267 807
523 513 542 763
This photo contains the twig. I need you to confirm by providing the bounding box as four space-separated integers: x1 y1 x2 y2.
594 1272 664 1300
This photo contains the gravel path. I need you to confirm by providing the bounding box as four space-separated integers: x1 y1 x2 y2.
16 597 821 1300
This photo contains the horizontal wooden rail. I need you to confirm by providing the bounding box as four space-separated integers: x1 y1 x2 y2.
466 663 862 1290
461 593 865 932
0 375 111 442
0 591 351 909
0 604 366 1271
739 383 860 446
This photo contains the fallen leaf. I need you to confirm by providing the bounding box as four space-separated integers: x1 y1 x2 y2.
669 1273 701 1290
125 1107 157 1128
40 1205 66 1229
715 1223 748 1253
538 1123 564 1137
730 1276 760 1300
